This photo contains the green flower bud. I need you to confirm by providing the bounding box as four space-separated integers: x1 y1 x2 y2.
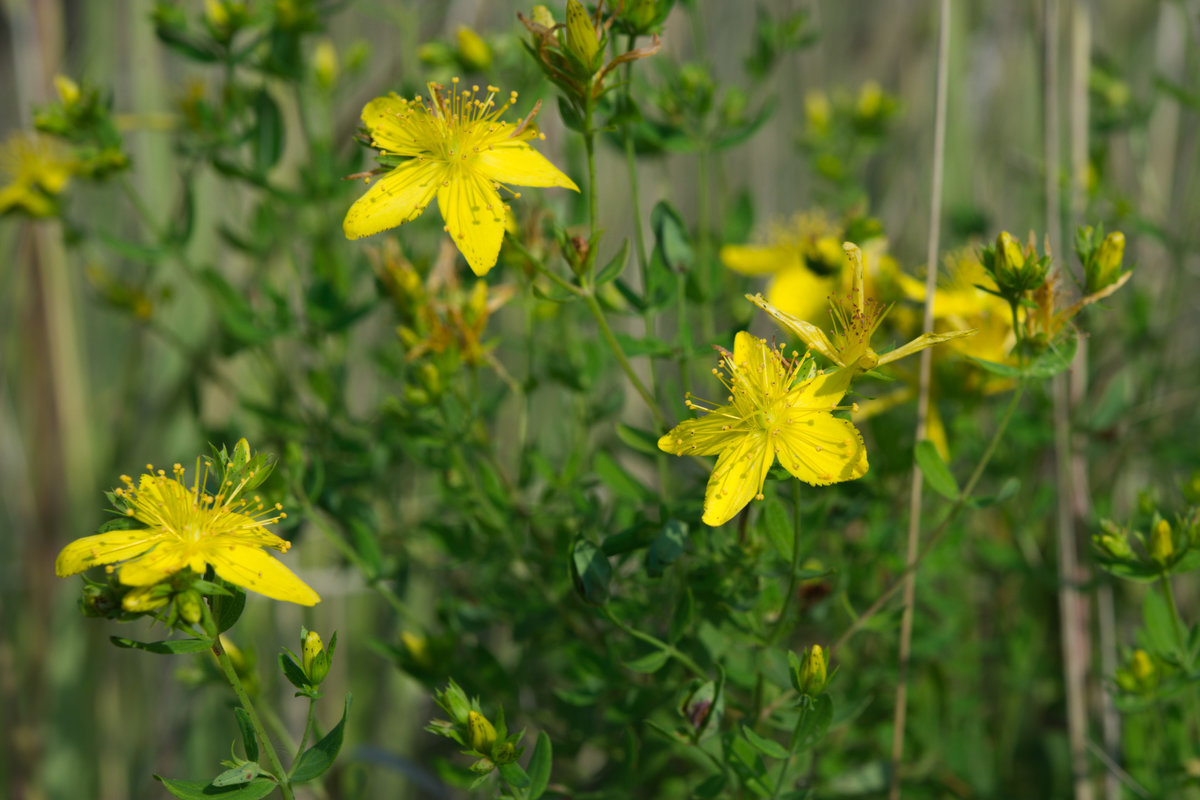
302 629 331 685
455 26 492 72
531 5 556 29
565 0 601 69
1086 231 1126 294
313 39 338 90
624 0 658 30
54 75 80 109
1095 532 1133 561
175 589 204 625
467 710 497 755
791 645 829 696
80 582 120 618
434 679 472 726
996 231 1025 279
492 741 517 764
1150 519 1175 567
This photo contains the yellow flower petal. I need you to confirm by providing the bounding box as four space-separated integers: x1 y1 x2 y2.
116 540 192 586
746 293 839 364
775 414 867 486
702 430 774 527
437 168 506 276
360 94 425 156
477 140 579 191
721 244 798 277
765 266 837 323
658 407 742 457
55 529 165 576
344 159 441 240
206 545 321 606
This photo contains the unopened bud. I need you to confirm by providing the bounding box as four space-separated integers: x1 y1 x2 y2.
302 629 331 685
467 710 497 755
205 0 231 30
401 630 433 669
492 741 517 764
54 75 80 108
1086 231 1126 293
565 0 601 69
176 589 204 625
313 40 338 90
1150 519 1174 567
791 645 829 696
1095 532 1133 561
531 5 556 31
456 26 492 72
1130 649 1154 684
996 231 1026 282
624 0 658 30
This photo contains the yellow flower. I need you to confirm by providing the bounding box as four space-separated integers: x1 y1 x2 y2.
56 462 319 609
721 211 847 322
659 332 868 527
344 79 579 276
0 132 72 217
895 248 1015 367
749 242 974 375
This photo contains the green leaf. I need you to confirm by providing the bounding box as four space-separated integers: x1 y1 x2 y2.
595 238 630 285
624 648 671 673
212 587 246 634
1142 587 1179 661
651 201 694 272
741 725 790 759
616 422 661 456
571 538 611 605
234 707 258 763
595 452 652 501
526 732 552 800
278 651 309 690
498 761 531 790
290 693 352 783
111 636 213 655
761 499 793 563
669 588 694 644
694 773 727 798
914 440 959 501
155 776 277 800
793 693 834 752
212 763 261 787
646 519 688 577
252 90 284 173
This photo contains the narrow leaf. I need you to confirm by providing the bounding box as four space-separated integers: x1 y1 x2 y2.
527 732 552 800
110 636 213 655
290 694 352 783
914 440 959 500
741 725 790 759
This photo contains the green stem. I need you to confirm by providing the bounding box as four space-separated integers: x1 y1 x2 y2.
505 233 581 296
1159 574 1189 654
767 481 803 645
583 291 667 430
829 382 1026 656
601 606 705 678
768 702 810 800
206 613 294 800
293 698 318 766
584 95 598 239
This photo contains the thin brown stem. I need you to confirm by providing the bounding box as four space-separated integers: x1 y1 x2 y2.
889 1 951 795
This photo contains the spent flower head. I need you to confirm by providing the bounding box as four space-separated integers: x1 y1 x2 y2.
344 79 578 276
659 331 868 527
56 444 319 610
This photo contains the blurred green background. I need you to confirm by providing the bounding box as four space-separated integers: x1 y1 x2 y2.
2 1 1198 798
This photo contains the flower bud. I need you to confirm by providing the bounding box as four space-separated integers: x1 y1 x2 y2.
175 589 204 625
467 710 497 755
995 231 1026 283
624 0 658 31
791 645 829 696
1095 532 1133 561
455 26 492 72
302 629 331 685
1086 231 1125 293
531 5 556 29
54 75 80 108
401 630 433 669
313 39 338 90
565 0 601 70
1150 519 1175 567
80 582 120 618
492 741 517 764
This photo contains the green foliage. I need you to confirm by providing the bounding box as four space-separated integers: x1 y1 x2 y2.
9 2 1198 800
